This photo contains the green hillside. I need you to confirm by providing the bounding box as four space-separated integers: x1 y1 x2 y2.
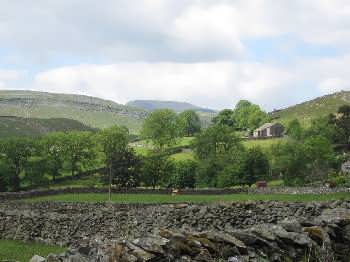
271 91 350 125
127 99 217 128
0 116 96 137
127 99 216 113
0 90 147 133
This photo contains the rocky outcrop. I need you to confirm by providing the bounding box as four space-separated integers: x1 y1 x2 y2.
38 208 350 261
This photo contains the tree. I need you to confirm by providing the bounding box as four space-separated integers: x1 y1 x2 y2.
286 119 304 140
242 147 270 186
0 137 34 191
193 125 242 160
212 109 235 127
141 153 174 189
41 132 66 181
233 100 269 131
63 131 96 177
141 109 179 151
177 110 201 137
168 160 197 188
217 156 246 188
303 136 335 182
193 125 243 187
271 141 307 186
99 126 140 189
334 105 350 143
305 117 337 142
24 157 48 188
0 159 10 192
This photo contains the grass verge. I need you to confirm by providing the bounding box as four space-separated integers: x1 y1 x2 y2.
0 240 65 262
26 192 350 204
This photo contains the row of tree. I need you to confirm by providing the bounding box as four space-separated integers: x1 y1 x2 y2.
212 100 269 131
0 131 98 191
1 103 349 192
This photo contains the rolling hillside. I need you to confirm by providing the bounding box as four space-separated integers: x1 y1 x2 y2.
127 99 217 127
0 90 148 133
270 91 350 125
0 116 96 137
127 100 216 113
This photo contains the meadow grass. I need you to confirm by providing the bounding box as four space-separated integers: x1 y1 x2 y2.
0 240 65 262
242 137 286 150
170 152 195 161
27 192 350 203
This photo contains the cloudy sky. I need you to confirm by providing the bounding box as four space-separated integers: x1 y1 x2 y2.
1 0 350 110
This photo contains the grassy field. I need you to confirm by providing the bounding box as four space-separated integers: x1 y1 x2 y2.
27 192 350 203
170 152 195 161
132 137 195 156
242 137 286 150
0 240 65 262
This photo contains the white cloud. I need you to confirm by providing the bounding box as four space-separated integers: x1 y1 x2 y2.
32 62 294 110
2 1 350 110
1 0 350 62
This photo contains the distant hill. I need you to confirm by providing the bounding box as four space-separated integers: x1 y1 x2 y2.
127 100 216 113
0 116 96 137
270 91 350 125
127 100 217 128
0 90 148 133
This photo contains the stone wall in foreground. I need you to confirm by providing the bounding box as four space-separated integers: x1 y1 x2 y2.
1 200 349 247
1 186 349 201
42 208 350 262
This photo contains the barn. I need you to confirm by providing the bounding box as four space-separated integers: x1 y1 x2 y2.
253 123 284 138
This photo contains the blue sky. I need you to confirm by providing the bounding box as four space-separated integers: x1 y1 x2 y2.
1 0 350 111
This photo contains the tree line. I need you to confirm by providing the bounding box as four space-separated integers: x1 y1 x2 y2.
0 102 349 192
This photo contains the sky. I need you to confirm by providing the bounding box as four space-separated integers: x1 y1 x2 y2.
1 0 350 111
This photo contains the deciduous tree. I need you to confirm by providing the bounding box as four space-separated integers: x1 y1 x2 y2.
177 110 201 136
141 109 179 151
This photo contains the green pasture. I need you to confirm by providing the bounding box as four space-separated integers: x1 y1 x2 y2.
27 192 350 203
0 240 65 262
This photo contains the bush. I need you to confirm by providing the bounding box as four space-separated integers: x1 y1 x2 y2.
328 171 350 187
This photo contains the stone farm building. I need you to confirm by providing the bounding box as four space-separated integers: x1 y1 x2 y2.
253 123 284 138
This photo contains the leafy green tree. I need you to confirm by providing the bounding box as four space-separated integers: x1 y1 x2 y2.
271 141 307 186
217 156 246 187
41 132 66 181
286 119 304 140
193 125 242 160
0 160 10 192
141 153 174 189
212 109 235 127
99 126 140 188
242 147 270 186
168 160 197 188
193 125 243 187
63 131 96 177
333 105 350 143
177 110 201 137
141 109 179 150
24 157 48 188
0 137 34 191
304 117 337 142
233 100 269 130
303 136 335 182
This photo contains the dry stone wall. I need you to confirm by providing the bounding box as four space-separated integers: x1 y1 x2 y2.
1 200 350 247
